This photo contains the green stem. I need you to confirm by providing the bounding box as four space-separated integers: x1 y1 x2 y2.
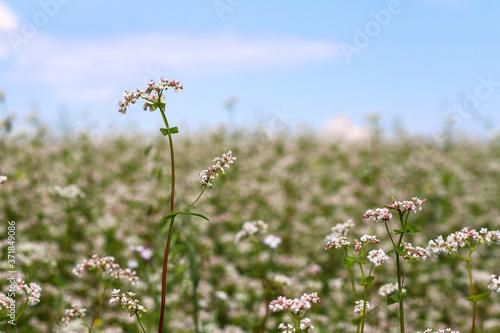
137 314 148 333
178 188 205 213
396 234 405 333
402 259 410 288
158 106 176 333
91 273 110 328
467 252 475 333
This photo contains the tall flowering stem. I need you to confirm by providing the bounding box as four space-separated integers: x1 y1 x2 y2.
118 79 236 333
427 227 500 333
362 196 426 333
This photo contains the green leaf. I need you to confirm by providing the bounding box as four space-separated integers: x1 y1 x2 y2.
387 292 412 305
358 276 375 288
186 240 199 286
396 248 408 256
467 291 491 302
387 249 396 255
160 127 179 136
394 229 404 234
344 257 355 269
161 211 210 224
403 222 421 233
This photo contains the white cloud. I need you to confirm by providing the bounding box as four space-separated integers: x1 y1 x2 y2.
5 31 340 102
0 2 18 31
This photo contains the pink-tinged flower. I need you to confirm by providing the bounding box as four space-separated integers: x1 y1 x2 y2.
269 293 320 315
362 208 392 223
0 293 14 311
367 249 389 267
0 175 7 184
385 196 426 214
402 241 430 261
59 305 86 326
17 279 41 305
110 289 148 317
427 227 500 257
73 254 139 285
199 151 236 188
118 78 183 114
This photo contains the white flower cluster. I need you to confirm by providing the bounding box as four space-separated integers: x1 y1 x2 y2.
402 242 430 261
54 184 85 199
17 279 41 305
362 208 392 223
199 151 236 188
59 305 87 326
378 283 406 297
354 299 371 317
325 236 350 250
367 249 389 267
269 292 320 315
110 289 148 317
488 274 500 293
270 293 320 332
427 227 500 257
73 254 139 285
385 196 426 213
417 329 460 333
235 220 268 243
0 293 14 311
0 175 7 185
118 78 183 114
263 234 282 249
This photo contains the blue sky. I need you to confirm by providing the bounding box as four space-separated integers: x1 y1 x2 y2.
1 0 500 138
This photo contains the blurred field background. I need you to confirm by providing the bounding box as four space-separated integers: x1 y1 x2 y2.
1 115 500 333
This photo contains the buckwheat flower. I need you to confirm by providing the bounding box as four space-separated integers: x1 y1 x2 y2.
299 318 314 330
402 242 430 261
54 184 85 199
263 234 282 249
73 254 139 285
0 293 14 311
235 220 268 242
385 196 426 213
118 78 183 114
199 151 236 188
110 289 148 317
59 305 87 326
0 175 7 184
360 234 381 244
378 283 406 297
354 300 370 317
362 208 392 223
269 293 320 315
484 230 500 246
215 290 228 301
488 274 500 293
324 236 350 250
17 279 41 305
367 249 389 267
277 323 295 332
